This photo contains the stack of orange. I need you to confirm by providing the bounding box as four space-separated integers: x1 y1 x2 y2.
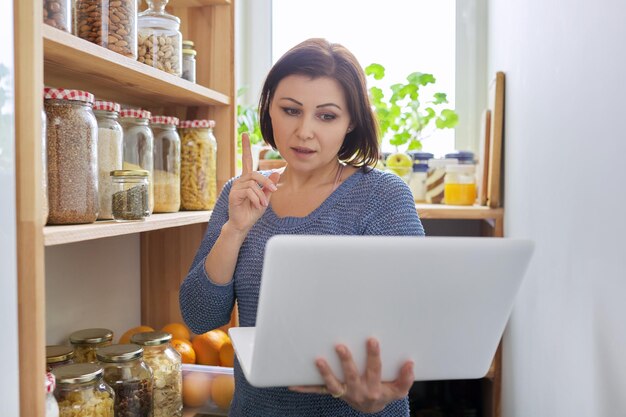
161 322 196 364
192 329 234 367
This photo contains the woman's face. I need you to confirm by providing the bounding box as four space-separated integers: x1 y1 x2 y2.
269 74 351 172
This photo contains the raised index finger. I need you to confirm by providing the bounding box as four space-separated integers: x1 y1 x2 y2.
241 132 253 174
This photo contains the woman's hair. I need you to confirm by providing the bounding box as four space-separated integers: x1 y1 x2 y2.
258 38 379 167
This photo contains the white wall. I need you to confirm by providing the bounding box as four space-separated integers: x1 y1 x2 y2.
488 0 626 416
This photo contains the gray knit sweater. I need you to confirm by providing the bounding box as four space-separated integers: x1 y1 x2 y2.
180 167 425 416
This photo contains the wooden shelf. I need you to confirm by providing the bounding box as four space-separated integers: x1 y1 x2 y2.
170 0 231 6
43 25 230 108
415 204 503 220
44 211 212 246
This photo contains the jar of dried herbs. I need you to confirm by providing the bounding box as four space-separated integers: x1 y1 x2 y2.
69 328 114 364
52 363 115 417
94 101 124 220
110 170 150 221
46 345 75 372
131 331 182 417
178 119 217 210
44 88 98 225
150 115 180 213
96 344 153 417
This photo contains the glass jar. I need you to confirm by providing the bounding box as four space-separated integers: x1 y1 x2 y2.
42 108 49 224
119 109 154 213
47 345 75 372
44 88 98 225
179 120 217 210
110 170 150 221
408 163 429 203
46 372 60 417
130 331 182 417
53 363 115 417
138 0 182 76
43 0 71 32
425 158 458 204
151 116 181 213
96 344 153 417
445 150 475 165
74 0 138 58
181 48 196 83
444 163 477 206
69 328 114 364
94 101 124 220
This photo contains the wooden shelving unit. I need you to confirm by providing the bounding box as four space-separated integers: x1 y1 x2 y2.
416 204 503 220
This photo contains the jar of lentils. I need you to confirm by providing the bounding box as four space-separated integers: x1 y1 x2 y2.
151 115 180 213
43 0 71 32
53 363 114 417
44 88 98 225
70 328 114 364
94 101 124 220
138 0 182 76
179 119 217 210
46 345 75 372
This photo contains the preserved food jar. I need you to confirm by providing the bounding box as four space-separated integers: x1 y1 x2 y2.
119 109 154 213
94 101 124 220
46 372 60 417
44 88 98 225
53 363 114 417
425 158 458 204
96 344 153 417
42 109 49 224
47 345 75 372
408 163 428 203
138 0 182 76
131 331 182 417
70 328 114 364
444 163 477 206
181 48 196 83
43 0 71 32
151 115 180 213
74 0 138 58
179 119 217 210
110 170 150 221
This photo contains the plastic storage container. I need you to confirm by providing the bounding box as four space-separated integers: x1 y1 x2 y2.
110 170 151 221
181 364 234 415
131 331 182 417
43 0 71 32
46 372 60 417
179 120 217 210
138 0 182 76
151 115 181 213
94 101 124 220
182 48 196 82
74 0 138 58
444 163 477 206
69 328 114 364
46 345 75 372
52 363 115 417
97 344 153 417
44 88 98 225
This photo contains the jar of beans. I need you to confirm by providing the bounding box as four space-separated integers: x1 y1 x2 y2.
94 101 124 220
69 328 114 364
178 119 217 210
44 88 98 225
52 363 115 417
150 115 180 213
138 0 182 76
43 0 71 32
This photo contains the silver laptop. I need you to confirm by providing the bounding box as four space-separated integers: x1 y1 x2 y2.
229 235 534 387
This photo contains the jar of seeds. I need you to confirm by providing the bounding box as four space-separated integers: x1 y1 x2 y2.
94 101 124 220
46 345 75 372
119 109 154 213
43 0 71 32
179 119 217 210
44 88 98 225
70 328 114 364
131 331 182 417
96 344 153 417
42 108 49 224
110 170 150 221
74 0 138 58
52 363 114 417
138 0 182 76
151 115 180 213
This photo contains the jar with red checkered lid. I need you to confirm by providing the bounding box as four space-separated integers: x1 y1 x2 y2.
119 108 155 214
150 115 180 213
43 88 98 225
178 119 217 210
45 371 59 417
94 101 124 219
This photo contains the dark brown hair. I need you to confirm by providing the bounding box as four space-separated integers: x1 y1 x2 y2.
259 38 379 167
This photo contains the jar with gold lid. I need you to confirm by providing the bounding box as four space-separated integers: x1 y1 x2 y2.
46 345 75 372
69 328 114 364
52 363 115 417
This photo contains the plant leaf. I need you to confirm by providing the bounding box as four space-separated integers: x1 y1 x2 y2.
435 109 460 129
407 139 423 151
433 93 448 104
407 72 436 86
365 63 385 80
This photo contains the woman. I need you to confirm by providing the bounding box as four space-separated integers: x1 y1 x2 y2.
180 38 425 416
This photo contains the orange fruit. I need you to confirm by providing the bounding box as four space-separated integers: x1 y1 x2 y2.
211 374 235 409
219 338 234 367
161 322 191 341
172 338 196 364
182 371 212 407
192 329 229 366
119 325 154 344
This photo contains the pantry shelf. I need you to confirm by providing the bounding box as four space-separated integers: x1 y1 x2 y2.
44 211 212 246
43 25 230 108
415 204 504 220
170 0 231 6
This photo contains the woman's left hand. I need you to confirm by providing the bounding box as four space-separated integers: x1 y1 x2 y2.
290 338 414 414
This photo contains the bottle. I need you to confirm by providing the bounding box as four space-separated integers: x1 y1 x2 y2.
151 115 181 213
138 0 183 76
94 100 124 220
69 328 114 364
444 163 477 205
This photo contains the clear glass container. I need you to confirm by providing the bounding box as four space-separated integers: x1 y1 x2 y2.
119 109 154 213
110 170 150 221
53 363 115 417
179 120 217 210
42 108 49 224
151 116 181 213
44 88 99 225
97 344 153 417
47 345 75 372
408 163 428 203
425 158 458 205
181 48 196 83
46 372 60 417
131 331 182 417
43 0 71 32
69 328 114 364
94 101 124 220
74 0 138 58
444 163 477 206
138 0 182 76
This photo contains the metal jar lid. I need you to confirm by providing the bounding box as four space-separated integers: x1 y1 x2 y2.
52 363 103 384
46 345 75 363
131 331 172 346
69 328 114 345
110 169 150 177
96 344 144 362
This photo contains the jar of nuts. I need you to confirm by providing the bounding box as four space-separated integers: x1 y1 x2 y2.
69 328 114 364
138 0 182 76
179 120 217 210
52 363 115 417
43 0 71 32
150 115 181 213
74 0 138 59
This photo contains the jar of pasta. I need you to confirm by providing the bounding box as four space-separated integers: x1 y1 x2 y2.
179 119 217 210
94 101 124 220
46 345 75 372
53 363 114 417
131 331 182 417
151 115 181 213
69 328 114 364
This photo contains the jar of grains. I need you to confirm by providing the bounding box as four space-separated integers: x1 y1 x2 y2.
43 0 71 32
46 345 75 372
42 108 49 224
150 115 181 212
69 328 114 364
110 170 150 221
130 331 182 417
53 363 114 417
138 0 182 76
94 101 124 220
46 372 60 417
96 344 153 417
179 119 217 210
119 109 154 213
44 88 98 225
74 0 137 59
